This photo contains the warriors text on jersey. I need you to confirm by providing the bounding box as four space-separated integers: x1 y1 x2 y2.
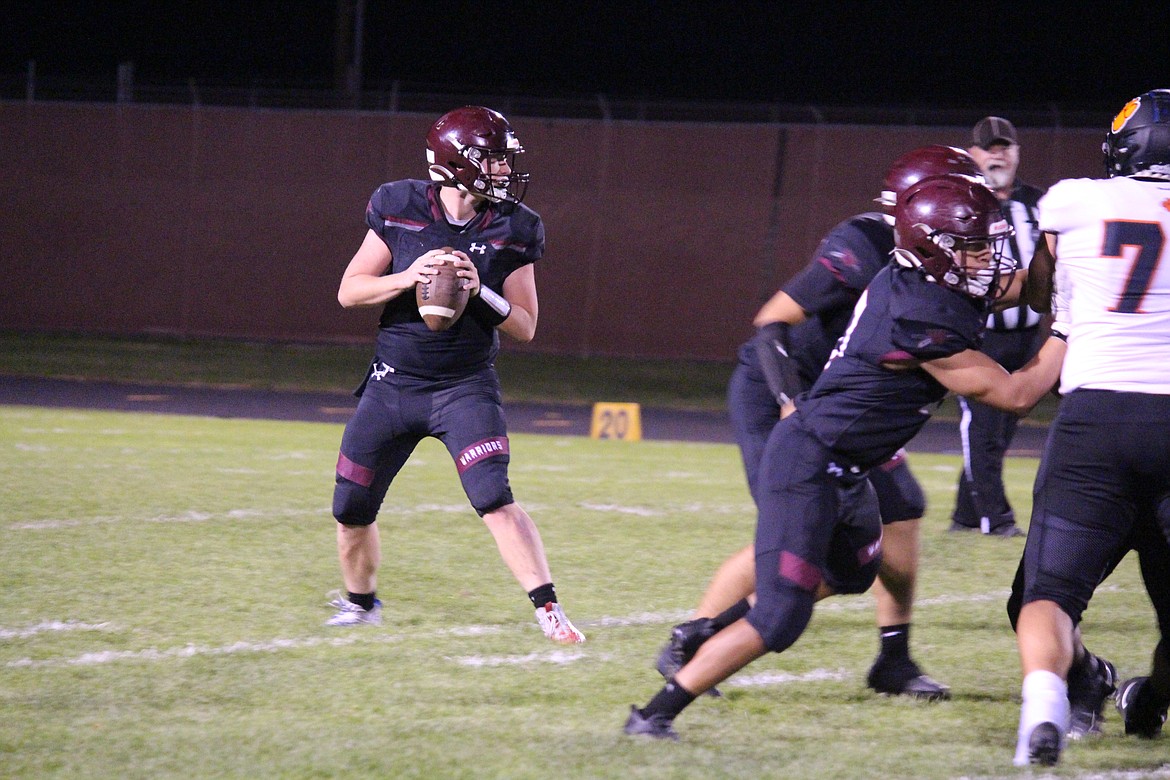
1040 176 1170 394
797 265 987 469
364 179 544 380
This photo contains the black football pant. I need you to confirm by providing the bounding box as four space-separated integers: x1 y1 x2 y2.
729 344 924 523
1017 390 1170 633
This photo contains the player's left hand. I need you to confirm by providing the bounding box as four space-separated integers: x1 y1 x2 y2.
447 252 481 295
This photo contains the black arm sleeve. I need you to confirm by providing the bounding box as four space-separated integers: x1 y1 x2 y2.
467 292 510 327
752 322 806 405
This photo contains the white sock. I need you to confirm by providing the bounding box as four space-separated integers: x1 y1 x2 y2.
1014 670 1069 766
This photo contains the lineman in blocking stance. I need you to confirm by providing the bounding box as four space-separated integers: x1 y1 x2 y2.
657 147 981 702
1012 89 1170 766
627 174 1067 740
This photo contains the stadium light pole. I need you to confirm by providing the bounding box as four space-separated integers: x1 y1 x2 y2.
334 0 366 103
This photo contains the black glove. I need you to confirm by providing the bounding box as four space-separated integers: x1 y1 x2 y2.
753 321 806 406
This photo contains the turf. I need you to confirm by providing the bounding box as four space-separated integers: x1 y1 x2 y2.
0 406 1164 779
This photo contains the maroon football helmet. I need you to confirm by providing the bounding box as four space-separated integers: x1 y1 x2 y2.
426 106 529 204
893 174 1015 300
876 145 983 208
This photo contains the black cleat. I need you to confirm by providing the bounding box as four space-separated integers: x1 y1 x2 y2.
623 706 679 741
947 521 1024 537
655 618 721 697
1067 652 1117 738
1116 676 1169 738
654 638 685 680
866 657 951 701
986 522 1026 538
1026 721 1062 766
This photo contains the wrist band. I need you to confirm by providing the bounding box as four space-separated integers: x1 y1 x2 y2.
478 286 512 320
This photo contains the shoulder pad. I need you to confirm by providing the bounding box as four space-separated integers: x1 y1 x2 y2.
889 270 984 359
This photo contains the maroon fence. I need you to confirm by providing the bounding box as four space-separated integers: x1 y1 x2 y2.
0 102 1103 359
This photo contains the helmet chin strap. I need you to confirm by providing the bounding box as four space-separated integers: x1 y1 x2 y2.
892 247 940 284
961 274 991 297
427 156 522 205
428 165 456 184
892 247 919 270
893 246 989 297
428 165 502 203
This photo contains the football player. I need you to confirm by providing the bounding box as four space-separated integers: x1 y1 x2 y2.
1012 89 1170 766
325 106 584 644
656 146 981 703
626 173 1067 740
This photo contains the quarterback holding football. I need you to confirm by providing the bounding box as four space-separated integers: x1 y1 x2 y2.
325 106 584 645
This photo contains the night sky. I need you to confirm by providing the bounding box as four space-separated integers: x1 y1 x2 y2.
3 1 1169 113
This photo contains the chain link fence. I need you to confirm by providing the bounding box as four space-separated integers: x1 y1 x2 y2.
0 61 1108 128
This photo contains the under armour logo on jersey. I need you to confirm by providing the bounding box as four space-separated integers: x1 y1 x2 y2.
915 329 950 348
826 461 862 479
469 243 488 254
371 362 392 381
860 538 882 565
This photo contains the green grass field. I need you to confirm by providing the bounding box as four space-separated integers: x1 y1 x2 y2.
1 404 1165 779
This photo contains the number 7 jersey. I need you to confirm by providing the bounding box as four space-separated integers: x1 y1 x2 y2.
1040 176 1170 394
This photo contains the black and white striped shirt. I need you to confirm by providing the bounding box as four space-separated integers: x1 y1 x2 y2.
988 181 1045 331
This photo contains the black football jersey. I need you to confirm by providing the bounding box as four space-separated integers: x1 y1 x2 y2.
783 213 895 385
797 264 988 469
364 180 544 379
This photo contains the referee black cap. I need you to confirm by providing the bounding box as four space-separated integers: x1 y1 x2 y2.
972 116 1018 149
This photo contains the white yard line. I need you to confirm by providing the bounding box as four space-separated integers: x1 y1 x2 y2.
578 502 662 516
588 610 691 627
7 507 329 530
5 503 499 531
577 502 752 517
1 587 1069 671
727 668 851 687
0 620 116 639
962 769 1170 780
5 636 372 667
452 650 591 667
8 500 754 530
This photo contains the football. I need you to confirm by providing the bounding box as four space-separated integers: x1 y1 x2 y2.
415 249 469 331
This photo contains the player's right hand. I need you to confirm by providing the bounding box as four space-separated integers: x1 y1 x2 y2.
404 249 454 285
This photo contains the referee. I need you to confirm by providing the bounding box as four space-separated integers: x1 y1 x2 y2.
950 116 1045 537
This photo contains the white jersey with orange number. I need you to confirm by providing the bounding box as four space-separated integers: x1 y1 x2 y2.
1039 176 1170 394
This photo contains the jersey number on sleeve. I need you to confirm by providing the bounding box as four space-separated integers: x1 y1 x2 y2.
1103 220 1166 313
